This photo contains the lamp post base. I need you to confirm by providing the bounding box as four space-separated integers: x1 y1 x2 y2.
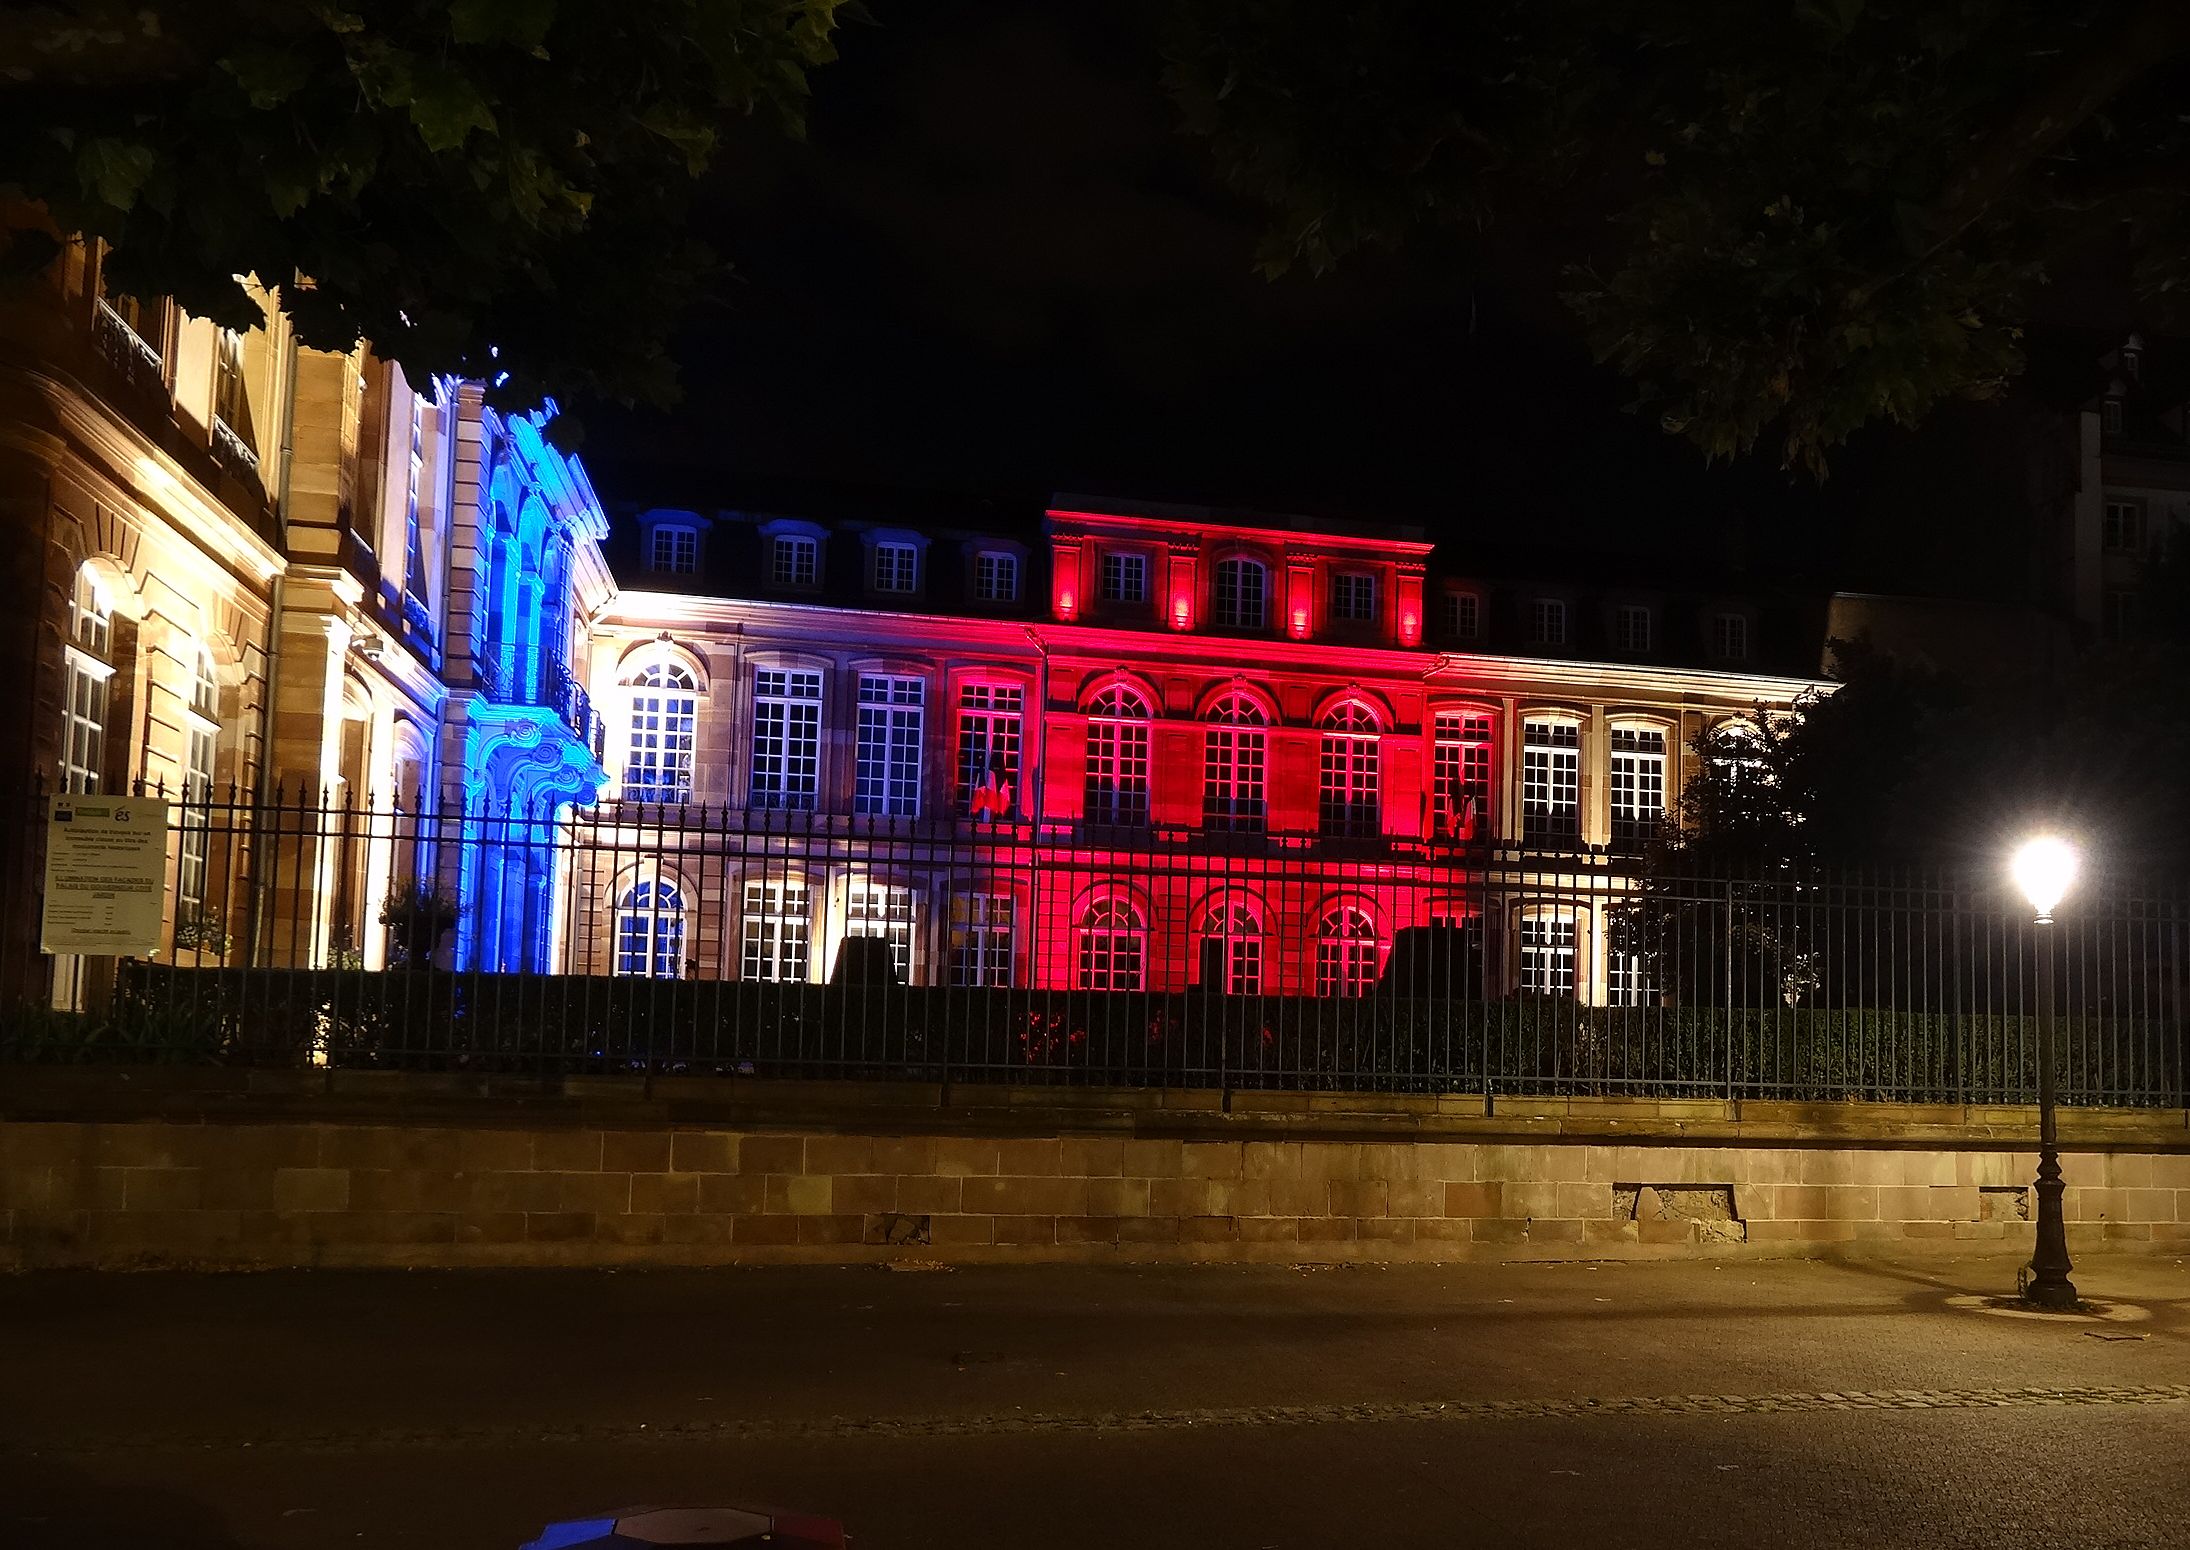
2024 1151 2078 1311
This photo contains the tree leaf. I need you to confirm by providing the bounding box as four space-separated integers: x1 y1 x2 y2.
75 137 156 211
449 0 558 49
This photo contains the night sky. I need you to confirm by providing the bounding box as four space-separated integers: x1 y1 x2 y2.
582 0 2098 604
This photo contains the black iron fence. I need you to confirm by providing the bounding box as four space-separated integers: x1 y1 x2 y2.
2 778 2184 1106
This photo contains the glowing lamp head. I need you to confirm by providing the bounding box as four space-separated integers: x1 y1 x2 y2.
1290 606 1311 640
2012 836 2078 922
1171 593 1192 630
1055 588 1077 622
1398 608 1422 647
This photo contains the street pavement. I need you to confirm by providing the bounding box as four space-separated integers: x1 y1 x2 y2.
3 1251 2188 1548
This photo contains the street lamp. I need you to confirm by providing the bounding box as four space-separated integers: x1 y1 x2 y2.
2011 836 2079 1309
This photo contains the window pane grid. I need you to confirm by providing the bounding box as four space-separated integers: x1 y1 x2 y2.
740 879 809 982
615 881 686 978
950 893 1016 986
873 543 916 592
771 536 818 587
1214 558 1266 629
1520 916 1577 997
1433 712 1493 841
1084 688 1150 826
974 552 1019 602
1332 572 1377 622
855 674 923 817
623 663 697 803
1202 695 1267 831
1099 552 1147 603
957 683 1023 817
1522 720 1580 846
845 880 916 982
1077 900 1144 990
1609 726 1666 852
1315 908 1378 997
750 668 822 810
650 526 698 575
1317 705 1379 838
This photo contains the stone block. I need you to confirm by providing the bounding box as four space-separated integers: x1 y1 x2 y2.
1060 1137 1126 1177
1180 1215 1240 1244
119 1167 202 1212
602 1132 672 1174
896 1175 963 1215
1356 1144 1428 1183
929 1214 997 1245
1384 1180 1444 1219
1084 1177 1149 1217
931 1138 1002 1177
1500 1181 1565 1221
457 1131 534 1172
1263 1176 1329 1217
1554 1183 1613 1220
964 1176 1088 1217
531 1130 605 1173
557 1172 632 1215
2148 1156 2190 1189
1179 1142 1243 1179
468 1171 560 1213
1327 1179 1389 1219
2067 1187 2129 1221
629 1173 700 1216
87 1123 204 1170
1149 1177 1227 1218
1236 1216 1301 1243
1358 1217 1416 1243
797 1214 867 1245
1584 1218 1640 1246
2100 1155 2157 1189
669 1132 739 1174
994 1138 1062 1176
1470 1218 1529 1243
595 1213 669 1246
993 1215 1057 1246
765 1175 833 1215
0 1123 88 1169
448 1210 527 1245
1415 1218 1473 1243
697 1174 767 1215
1444 1181 1503 1219
1118 1216 1180 1244
1414 1143 1477 1182
804 1136 875 1176
832 1175 897 1214
661 1214 739 1246
1526 1219 1585 1244
1773 1185 1878 1222
215 1126 325 1172
271 1167 349 1212
10 1209 89 1251
733 1215 800 1246
2124 1188 2174 1223
353 1169 474 1214
1747 1219 1858 1243
870 1136 936 1175
525 1211 595 1243
1296 1143 1364 1182
1637 1216 1698 1245
90 1209 245 1252
1242 1142 1304 1181
0 1170 50 1211
1120 1139 1182 1178
197 1168 276 1212
1057 1216 1124 1245
739 1135 807 1175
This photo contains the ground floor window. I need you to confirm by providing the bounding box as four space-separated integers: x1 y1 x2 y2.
740 878 810 982
615 880 685 978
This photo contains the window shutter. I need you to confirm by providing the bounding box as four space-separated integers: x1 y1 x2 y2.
1041 714 1085 822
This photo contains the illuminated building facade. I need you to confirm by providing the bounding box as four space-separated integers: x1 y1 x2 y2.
576 499 1823 1004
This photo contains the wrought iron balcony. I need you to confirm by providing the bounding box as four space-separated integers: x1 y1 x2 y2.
210 416 260 478
474 647 602 761
91 302 167 401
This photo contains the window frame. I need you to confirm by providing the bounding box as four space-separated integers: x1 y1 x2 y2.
1608 722 1669 853
872 541 919 595
1613 603 1653 655
1432 708 1494 842
748 666 824 811
1083 684 1152 827
2103 498 2145 555
614 877 687 979
1076 896 1146 991
1098 549 1150 605
973 550 1020 604
1711 612 1751 662
770 534 820 589
648 524 700 576
1316 701 1382 839
1521 716 1582 847
1529 598 1569 648
1212 555 1269 631
854 672 925 818
1314 904 1380 997
1442 590 1481 641
622 660 700 804
1330 570 1379 624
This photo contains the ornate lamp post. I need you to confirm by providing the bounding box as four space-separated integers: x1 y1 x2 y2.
2011 836 2079 1310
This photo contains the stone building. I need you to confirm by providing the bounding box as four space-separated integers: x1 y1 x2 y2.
573 498 1824 1005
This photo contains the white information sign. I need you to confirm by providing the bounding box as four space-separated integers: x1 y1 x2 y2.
41 795 171 956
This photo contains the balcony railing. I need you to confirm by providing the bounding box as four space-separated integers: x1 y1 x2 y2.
91 302 166 401
210 416 260 478
475 647 602 761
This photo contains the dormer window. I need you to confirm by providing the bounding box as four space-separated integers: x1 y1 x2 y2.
1614 604 1652 655
1331 571 1378 623
1712 612 1750 662
1100 551 1148 604
975 550 1019 603
771 534 819 587
649 524 699 575
1530 598 1568 648
1213 556 1268 630
2103 398 2125 437
873 541 918 594
1443 591 1480 640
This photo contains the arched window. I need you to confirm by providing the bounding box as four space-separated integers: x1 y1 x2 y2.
1084 685 1150 826
615 879 686 978
61 568 114 793
1315 905 1380 997
1609 723 1669 854
623 662 698 802
1318 702 1381 838
1198 898 1262 994
1077 897 1145 991
1202 694 1267 832
1213 556 1268 630
177 646 221 912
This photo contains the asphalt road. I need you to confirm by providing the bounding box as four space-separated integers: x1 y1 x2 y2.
3 1252 2188 1548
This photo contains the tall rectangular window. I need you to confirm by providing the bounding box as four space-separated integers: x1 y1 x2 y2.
749 668 822 810
650 525 698 575
772 535 818 587
1519 916 1577 997
1609 726 1667 852
844 879 916 983
740 879 810 981
402 393 429 613
1607 950 1655 1008
624 664 698 803
855 674 923 817
1614 604 1652 654
957 683 1023 817
1213 557 1267 629
974 552 1019 603
1443 591 1480 640
1331 572 1378 622
1202 699 1268 831
949 893 1016 986
1712 613 1750 661
2103 499 2145 553
1099 551 1147 604
1433 711 1493 841
1084 692 1151 826
873 542 917 593
62 571 114 794
1530 599 1568 647
1318 707 1381 838
1522 720 1581 846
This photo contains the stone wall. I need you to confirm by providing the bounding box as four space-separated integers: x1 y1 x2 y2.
5 1083 2189 1269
